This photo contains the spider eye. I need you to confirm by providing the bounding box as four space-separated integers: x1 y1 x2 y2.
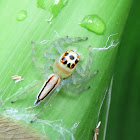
61 57 65 61
69 55 75 60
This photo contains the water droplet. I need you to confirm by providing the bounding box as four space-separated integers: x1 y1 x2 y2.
80 15 106 35
16 10 27 21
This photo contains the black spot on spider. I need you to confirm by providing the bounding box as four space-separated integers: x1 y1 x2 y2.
71 64 75 68
67 63 71 68
75 59 79 64
63 60 67 64
69 55 75 60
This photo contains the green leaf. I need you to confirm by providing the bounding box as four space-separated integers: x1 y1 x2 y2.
0 0 133 139
105 0 140 140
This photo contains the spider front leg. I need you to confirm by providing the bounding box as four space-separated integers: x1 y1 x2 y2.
32 41 54 77
75 46 99 84
44 36 88 60
10 80 41 103
62 77 90 94
52 36 88 54
32 41 45 74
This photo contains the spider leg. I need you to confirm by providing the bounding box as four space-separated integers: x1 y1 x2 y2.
43 43 59 61
52 36 88 54
30 83 62 123
75 45 99 84
62 76 90 94
32 41 45 73
75 85 90 94
76 46 92 77
83 45 93 75
65 70 97 94
74 69 99 85
70 84 90 94
10 80 41 103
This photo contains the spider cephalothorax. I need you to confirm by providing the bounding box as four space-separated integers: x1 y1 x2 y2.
60 50 79 69
53 50 79 78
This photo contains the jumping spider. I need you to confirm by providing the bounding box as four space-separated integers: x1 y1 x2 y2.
11 36 98 122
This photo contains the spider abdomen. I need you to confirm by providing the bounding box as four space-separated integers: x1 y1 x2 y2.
34 74 60 105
